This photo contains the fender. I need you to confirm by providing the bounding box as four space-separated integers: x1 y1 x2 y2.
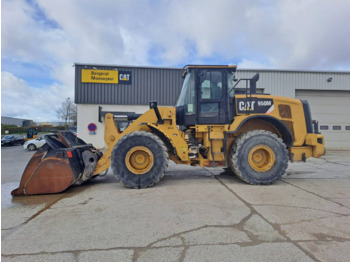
229 115 294 147
146 124 190 164
147 125 176 154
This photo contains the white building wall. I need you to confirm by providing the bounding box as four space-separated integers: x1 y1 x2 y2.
77 104 149 149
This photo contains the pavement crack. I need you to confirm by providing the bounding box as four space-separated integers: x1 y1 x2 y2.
253 203 350 216
212 174 322 262
26 193 70 222
310 233 350 242
281 180 350 210
178 236 187 262
277 214 350 226
321 158 350 167
304 161 350 175
146 225 208 248
2 247 135 259
2 193 69 241
49 197 94 209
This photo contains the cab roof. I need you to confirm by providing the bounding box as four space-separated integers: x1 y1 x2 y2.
184 65 237 70
182 65 237 78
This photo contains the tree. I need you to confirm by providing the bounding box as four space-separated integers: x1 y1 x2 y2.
56 98 77 127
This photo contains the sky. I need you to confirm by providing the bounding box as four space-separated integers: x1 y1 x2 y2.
1 0 350 122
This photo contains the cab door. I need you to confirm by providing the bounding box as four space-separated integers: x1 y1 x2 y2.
197 69 227 124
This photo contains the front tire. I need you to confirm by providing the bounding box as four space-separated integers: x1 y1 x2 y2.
111 131 169 188
27 144 37 151
230 130 288 185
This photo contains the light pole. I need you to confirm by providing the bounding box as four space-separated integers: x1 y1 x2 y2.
68 98 71 127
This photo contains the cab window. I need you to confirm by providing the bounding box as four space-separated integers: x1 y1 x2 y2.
199 71 223 116
176 72 196 115
200 71 223 100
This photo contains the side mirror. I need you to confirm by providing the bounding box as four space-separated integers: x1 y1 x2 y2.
181 68 188 79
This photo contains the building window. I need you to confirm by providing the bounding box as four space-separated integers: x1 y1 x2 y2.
333 125 341 130
320 125 329 130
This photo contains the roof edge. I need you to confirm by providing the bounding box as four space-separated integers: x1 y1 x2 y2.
74 63 350 74
238 68 350 74
74 63 181 70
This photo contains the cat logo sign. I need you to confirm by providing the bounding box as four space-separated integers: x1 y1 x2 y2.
120 73 130 81
119 71 132 84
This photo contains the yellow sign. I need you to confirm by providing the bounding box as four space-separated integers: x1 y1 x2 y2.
81 69 119 84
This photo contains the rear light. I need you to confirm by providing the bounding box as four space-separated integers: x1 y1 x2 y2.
67 151 73 158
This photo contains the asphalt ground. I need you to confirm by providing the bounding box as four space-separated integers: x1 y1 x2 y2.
1 145 350 262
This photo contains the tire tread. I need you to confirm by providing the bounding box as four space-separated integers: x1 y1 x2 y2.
231 130 288 185
111 131 169 188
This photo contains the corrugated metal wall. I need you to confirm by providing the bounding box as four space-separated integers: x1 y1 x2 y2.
235 69 350 98
1 117 33 127
75 64 350 105
75 64 183 105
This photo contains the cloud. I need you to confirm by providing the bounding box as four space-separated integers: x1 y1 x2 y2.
1 72 71 122
238 59 271 69
2 0 64 66
26 0 350 69
2 0 350 121
270 0 350 70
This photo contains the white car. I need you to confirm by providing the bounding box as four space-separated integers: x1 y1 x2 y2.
23 136 47 151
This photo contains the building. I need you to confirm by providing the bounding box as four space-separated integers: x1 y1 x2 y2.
75 63 350 150
35 122 67 127
1 116 33 127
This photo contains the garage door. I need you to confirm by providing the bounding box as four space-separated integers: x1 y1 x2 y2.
295 90 350 150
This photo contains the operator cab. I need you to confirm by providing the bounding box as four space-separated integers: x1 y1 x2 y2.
176 65 238 126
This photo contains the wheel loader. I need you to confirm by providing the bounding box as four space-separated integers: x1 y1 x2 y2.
25 127 38 141
12 65 325 196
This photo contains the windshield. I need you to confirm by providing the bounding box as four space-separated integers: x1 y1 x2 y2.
228 72 235 97
176 73 190 106
176 72 196 115
3 135 14 139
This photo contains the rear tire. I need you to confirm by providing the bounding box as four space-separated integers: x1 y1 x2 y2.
230 130 288 185
228 140 238 176
111 131 169 188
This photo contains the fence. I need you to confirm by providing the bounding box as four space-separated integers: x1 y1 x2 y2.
1 126 66 136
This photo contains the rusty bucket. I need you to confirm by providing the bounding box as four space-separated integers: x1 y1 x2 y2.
12 132 101 196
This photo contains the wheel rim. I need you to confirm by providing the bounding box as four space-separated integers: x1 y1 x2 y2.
248 145 275 172
125 146 154 175
28 145 35 150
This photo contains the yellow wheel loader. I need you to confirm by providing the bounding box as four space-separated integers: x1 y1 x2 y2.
25 127 38 142
12 65 325 195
